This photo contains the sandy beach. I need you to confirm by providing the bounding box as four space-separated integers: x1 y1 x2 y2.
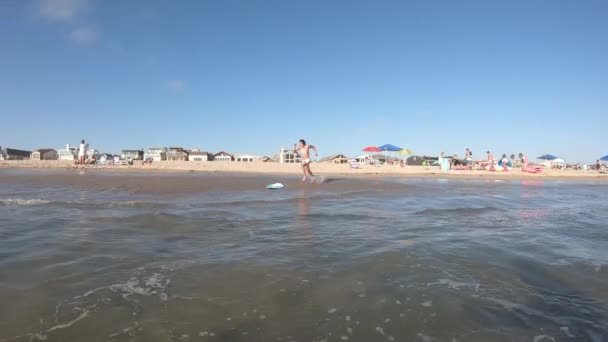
1 159 607 181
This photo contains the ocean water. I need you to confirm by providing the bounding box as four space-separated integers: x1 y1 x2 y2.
1 171 607 342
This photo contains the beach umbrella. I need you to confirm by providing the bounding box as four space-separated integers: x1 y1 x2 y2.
377 144 402 152
537 154 559 160
600 155 608 162
362 146 381 153
398 149 414 155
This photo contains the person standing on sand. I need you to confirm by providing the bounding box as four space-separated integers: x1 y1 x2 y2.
465 148 472 166
597 160 602 172
294 139 318 182
78 139 88 164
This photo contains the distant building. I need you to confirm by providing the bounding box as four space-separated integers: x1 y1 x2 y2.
31 149 58 160
144 147 167 161
372 154 398 164
235 154 257 162
354 155 374 165
121 149 144 160
58 144 77 161
318 154 349 164
0 148 32 160
188 151 212 162
213 151 234 162
98 153 114 163
260 155 276 162
279 147 301 164
167 147 189 161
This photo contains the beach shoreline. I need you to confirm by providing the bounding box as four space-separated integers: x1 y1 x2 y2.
1 160 606 181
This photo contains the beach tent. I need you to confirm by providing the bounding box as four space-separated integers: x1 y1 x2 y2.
537 154 559 160
378 144 402 152
406 155 424 166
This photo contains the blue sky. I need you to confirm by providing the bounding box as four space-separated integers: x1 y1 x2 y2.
1 0 607 162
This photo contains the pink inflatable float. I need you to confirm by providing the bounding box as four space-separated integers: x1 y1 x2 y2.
522 156 544 174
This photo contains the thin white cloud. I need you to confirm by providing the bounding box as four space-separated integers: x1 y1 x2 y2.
167 80 185 92
70 26 99 45
33 0 90 22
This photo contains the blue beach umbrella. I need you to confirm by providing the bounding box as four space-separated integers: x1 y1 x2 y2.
600 155 608 162
537 154 559 161
377 144 402 152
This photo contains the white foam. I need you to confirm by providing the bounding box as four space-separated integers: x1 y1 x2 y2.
0 198 51 205
421 300 432 307
533 335 555 342
426 278 479 291
47 307 89 333
560 326 574 337
375 327 385 335
328 308 337 314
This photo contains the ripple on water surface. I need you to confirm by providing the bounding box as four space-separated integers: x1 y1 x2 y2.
0 176 607 341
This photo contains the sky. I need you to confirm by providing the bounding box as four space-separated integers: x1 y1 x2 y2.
1 0 607 162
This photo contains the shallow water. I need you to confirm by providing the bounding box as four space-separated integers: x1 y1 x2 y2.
1 171 607 341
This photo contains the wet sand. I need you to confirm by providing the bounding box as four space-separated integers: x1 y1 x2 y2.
0 168 410 195
1 160 607 181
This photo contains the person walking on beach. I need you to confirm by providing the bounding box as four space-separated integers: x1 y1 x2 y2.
465 148 472 166
597 160 602 172
294 139 318 182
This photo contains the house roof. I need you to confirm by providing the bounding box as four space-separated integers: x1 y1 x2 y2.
214 151 234 157
319 154 349 162
189 151 210 156
6 148 32 156
122 149 143 153
36 149 56 154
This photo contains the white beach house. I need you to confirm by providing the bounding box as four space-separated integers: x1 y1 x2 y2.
121 149 144 160
144 147 167 161
188 151 212 162
235 154 257 162
279 147 301 163
58 144 77 161
213 151 234 162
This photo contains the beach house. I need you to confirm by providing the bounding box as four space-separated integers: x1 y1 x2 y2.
260 155 276 162
121 149 144 160
235 154 257 162
213 151 234 162
354 155 375 165
167 147 189 161
318 154 349 164
0 148 31 160
144 147 167 161
8 148 32 160
31 149 58 160
279 147 301 163
188 151 212 162
57 144 77 161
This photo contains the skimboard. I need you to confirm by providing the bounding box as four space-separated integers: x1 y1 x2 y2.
266 183 284 190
